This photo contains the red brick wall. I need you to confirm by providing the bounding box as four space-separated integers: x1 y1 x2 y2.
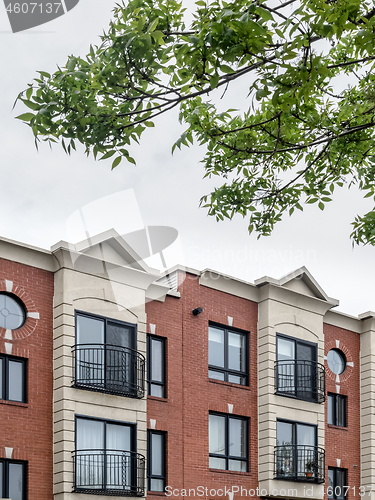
0 258 54 500
324 323 361 499
146 271 259 500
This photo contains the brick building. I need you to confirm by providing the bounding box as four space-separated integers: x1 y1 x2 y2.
0 231 373 500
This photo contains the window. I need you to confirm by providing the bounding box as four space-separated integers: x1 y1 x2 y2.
275 420 324 483
74 416 144 495
0 293 26 330
209 413 248 471
73 311 145 398
147 336 165 397
147 431 166 492
208 324 248 385
0 459 26 500
0 355 26 403
328 394 347 427
328 468 347 499
275 334 324 403
327 349 346 375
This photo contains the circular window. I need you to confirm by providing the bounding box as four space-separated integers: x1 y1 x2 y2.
0 293 26 330
327 349 346 375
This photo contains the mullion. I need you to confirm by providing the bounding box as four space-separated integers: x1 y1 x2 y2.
224 330 229 381
0 356 5 400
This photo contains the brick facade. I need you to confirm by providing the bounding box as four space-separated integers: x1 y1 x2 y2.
146 271 259 500
324 323 361 499
0 258 54 500
0 234 370 500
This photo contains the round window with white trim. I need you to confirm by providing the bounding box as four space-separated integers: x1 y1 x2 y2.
0 292 26 330
327 348 346 375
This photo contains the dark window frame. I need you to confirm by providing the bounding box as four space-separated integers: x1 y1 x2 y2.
209 412 249 472
74 415 137 493
276 333 318 363
208 323 249 386
0 459 27 500
0 292 27 330
147 430 166 492
147 335 166 398
0 354 27 403
328 467 347 499
328 393 347 427
75 310 137 349
276 418 318 447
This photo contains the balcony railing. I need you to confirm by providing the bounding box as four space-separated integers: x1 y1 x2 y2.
274 360 325 403
72 344 145 399
274 445 325 483
73 449 145 496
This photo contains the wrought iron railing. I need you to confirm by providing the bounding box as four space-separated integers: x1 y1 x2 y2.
72 344 145 399
274 444 325 483
72 449 145 496
274 360 325 403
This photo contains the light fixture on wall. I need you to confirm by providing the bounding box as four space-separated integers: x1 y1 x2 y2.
192 307 203 316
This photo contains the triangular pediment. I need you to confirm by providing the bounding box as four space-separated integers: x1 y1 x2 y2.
74 229 158 274
255 266 339 306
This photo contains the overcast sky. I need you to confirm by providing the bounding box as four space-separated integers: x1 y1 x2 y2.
0 0 374 317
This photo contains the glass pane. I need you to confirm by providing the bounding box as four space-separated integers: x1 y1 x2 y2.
276 421 292 446
107 424 131 451
209 327 224 368
150 384 164 397
337 397 346 427
0 358 3 399
8 360 24 402
328 469 334 498
229 418 246 458
277 338 295 361
0 462 3 498
297 424 315 446
228 374 246 385
209 415 225 455
328 395 334 425
229 459 247 472
107 323 132 348
327 349 346 375
209 457 226 469
77 315 104 345
9 463 23 500
296 343 314 362
76 418 105 450
228 332 245 372
151 433 163 476
151 339 163 382
0 295 24 330
209 370 225 381
151 478 164 492
336 470 346 499
107 424 131 489
76 419 105 489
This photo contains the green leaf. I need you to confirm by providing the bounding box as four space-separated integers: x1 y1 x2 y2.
99 150 116 160
112 156 122 169
210 73 219 89
16 113 35 121
147 18 159 33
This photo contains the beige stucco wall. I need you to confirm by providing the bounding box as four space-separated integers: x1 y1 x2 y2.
258 283 334 499
52 248 154 500
360 316 375 500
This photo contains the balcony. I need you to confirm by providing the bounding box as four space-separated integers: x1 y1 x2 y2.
274 360 325 403
73 449 145 496
274 445 325 483
72 344 145 399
